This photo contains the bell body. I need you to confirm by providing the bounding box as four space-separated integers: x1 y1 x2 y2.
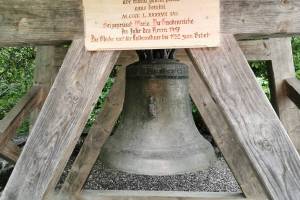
100 59 216 175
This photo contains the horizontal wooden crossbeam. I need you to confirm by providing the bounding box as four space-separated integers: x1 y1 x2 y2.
1 0 300 46
285 77 300 109
49 191 247 200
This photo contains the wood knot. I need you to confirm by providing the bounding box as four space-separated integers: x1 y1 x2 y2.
258 139 273 152
278 21 290 33
64 92 80 105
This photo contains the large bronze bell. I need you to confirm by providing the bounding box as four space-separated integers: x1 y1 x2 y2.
100 50 216 175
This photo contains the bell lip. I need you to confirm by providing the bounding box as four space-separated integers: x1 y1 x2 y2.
100 142 218 176
100 153 217 176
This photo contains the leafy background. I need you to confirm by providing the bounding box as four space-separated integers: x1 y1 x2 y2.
0 38 300 136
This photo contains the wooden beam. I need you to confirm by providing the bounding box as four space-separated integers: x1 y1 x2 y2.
60 66 125 194
47 191 247 200
0 86 43 151
238 40 271 61
187 35 300 200
285 78 300 109
186 58 267 198
0 141 21 163
30 45 68 130
268 38 300 152
1 0 300 46
0 39 120 200
34 46 68 89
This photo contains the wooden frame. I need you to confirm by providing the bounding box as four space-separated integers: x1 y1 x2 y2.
1 36 299 200
0 2 300 197
0 37 299 200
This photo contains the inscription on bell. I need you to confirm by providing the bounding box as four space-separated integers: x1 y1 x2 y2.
127 61 188 78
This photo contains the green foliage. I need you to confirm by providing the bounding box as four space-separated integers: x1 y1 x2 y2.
249 61 270 98
292 37 300 79
0 47 35 120
84 67 119 131
85 76 115 129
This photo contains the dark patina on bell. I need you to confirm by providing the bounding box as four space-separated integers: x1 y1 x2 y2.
100 50 216 175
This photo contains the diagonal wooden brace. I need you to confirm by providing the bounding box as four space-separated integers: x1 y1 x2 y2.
0 39 120 200
0 86 44 156
187 34 300 200
186 60 267 198
60 66 126 195
0 141 21 163
285 78 300 109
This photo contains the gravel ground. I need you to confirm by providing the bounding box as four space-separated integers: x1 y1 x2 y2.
2 136 241 193
58 155 241 192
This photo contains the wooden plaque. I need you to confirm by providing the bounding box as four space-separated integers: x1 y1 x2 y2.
83 0 220 51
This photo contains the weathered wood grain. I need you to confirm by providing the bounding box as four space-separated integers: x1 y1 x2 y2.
60 66 125 194
30 45 68 130
34 46 68 89
186 59 267 199
285 78 300 109
187 35 300 200
238 40 271 61
48 190 247 200
0 86 42 151
0 141 21 163
0 39 120 200
0 0 83 46
268 38 300 152
1 0 300 46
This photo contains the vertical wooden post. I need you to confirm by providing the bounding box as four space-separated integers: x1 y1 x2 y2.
268 38 300 151
34 46 67 90
1 39 120 200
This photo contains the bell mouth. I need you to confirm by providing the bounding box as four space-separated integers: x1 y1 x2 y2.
100 140 217 176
